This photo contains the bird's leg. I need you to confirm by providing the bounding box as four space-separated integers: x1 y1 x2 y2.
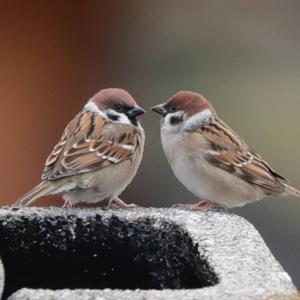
107 197 138 209
172 200 224 211
62 200 73 208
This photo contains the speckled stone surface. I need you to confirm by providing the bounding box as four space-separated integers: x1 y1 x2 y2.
0 207 217 298
0 207 297 300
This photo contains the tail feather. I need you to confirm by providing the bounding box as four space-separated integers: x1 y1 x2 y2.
13 181 54 207
283 183 300 198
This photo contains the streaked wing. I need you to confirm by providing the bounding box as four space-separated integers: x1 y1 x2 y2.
42 111 141 180
200 117 286 194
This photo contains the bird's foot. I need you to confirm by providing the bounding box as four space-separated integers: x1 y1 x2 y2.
107 197 138 209
62 200 73 208
172 200 224 211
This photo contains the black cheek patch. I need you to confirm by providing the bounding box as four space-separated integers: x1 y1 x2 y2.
170 116 183 125
107 114 119 121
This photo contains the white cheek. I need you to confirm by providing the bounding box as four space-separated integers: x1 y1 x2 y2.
85 102 143 128
161 111 184 134
115 112 131 124
84 103 133 126
106 109 132 125
183 108 213 131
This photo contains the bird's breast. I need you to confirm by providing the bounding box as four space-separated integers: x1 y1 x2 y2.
160 130 263 207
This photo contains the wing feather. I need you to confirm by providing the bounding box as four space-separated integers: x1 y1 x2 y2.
199 118 286 194
42 111 141 180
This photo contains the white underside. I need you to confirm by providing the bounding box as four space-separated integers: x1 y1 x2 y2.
161 130 264 208
47 126 144 206
60 157 140 205
63 161 135 204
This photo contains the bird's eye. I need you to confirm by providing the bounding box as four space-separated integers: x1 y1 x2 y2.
114 104 124 112
169 106 178 112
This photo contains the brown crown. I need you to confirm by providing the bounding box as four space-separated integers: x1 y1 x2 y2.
90 88 137 110
166 91 214 116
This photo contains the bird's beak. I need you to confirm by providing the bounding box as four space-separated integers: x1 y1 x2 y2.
151 104 167 116
127 106 146 118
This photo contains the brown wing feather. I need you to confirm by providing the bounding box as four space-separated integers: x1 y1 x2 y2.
42 111 140 180
202 118 286 194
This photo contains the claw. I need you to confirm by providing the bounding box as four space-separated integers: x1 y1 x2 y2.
172 200 224 211
107 197 137 209
62 200 73 208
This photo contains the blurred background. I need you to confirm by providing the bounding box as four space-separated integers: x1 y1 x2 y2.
1 0 300 288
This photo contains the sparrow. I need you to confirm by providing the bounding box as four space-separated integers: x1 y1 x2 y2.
14 88 145 208
152 91 300 210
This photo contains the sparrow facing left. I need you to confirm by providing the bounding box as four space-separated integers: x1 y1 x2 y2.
14 88 145 208
152 91 300 210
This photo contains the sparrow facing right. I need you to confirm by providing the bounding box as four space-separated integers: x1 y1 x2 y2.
152 91 300 210
14 88 145 208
